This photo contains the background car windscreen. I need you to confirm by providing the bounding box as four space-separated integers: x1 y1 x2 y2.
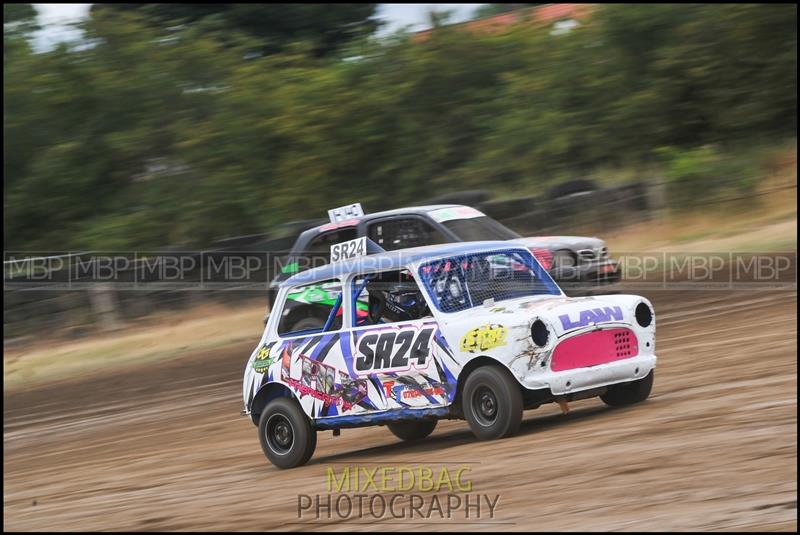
367 218 448 250
440 216 522 241
418 250 560 313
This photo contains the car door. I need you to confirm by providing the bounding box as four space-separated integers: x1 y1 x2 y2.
344 269 457 412
255 277 390 421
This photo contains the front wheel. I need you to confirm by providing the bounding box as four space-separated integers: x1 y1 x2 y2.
601 370 654 406
463 366 523 440
387 419 437 441
258 398 316 469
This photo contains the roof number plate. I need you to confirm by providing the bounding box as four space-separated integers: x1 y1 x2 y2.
331 237 367 262
328 203 364 223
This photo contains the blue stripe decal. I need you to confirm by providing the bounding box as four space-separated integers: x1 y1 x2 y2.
291 335 316 357
340 331 357 378
314 407 450 429
369 374 384 403
310 332 338 361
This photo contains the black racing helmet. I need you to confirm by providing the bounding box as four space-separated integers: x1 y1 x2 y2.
366 272 429 323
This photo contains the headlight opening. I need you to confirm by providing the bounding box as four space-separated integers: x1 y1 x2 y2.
635 302 653 328
531 319 550 347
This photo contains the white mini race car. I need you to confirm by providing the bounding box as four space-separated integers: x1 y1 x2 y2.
242 239 656 469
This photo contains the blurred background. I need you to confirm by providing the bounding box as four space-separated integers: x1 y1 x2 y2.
4 3 797 341
3 4 797 531
5 3 796 250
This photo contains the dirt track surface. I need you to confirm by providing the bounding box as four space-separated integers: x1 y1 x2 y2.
4 288 798 531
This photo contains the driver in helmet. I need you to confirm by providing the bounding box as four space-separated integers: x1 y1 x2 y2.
367 271 430 324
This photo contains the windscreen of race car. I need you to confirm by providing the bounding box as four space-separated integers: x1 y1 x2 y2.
418 250 561 313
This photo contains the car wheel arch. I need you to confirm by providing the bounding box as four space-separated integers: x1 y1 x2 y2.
453 355 523 414
249 382 303 426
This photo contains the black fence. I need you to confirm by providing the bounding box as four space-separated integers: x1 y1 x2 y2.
5 178 795 342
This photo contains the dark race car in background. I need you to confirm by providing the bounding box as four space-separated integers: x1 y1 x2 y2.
268 204 621 332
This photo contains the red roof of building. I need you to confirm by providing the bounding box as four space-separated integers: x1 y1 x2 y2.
413 4 594 41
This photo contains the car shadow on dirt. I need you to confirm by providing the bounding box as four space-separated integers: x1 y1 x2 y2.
307 402 649 466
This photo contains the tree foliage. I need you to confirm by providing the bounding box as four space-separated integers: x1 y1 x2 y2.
89 3 381 57
4 4 797 250
4 3 38 26
4 2 39 50
473 4 542 19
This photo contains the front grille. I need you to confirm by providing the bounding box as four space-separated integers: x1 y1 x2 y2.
550 328 639 372
577 249 596 261
613 329 635 358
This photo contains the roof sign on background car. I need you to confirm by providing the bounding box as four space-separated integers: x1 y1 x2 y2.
429 206 484 223
331 236 367 262
328 203 364 223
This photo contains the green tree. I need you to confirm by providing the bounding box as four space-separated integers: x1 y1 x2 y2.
89 3 381 57
4 4 797 251
4 3 38 29
4 3 39 57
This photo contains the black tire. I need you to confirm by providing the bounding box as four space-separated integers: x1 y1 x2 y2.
547 178 598 200
387 419 438 441
551 249 579 283
463 366 523 440
258 398 317 469
552 249 577 269
601 370 654 406
291 316 326 333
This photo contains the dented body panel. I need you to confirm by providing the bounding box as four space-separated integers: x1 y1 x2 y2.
436 292 656 397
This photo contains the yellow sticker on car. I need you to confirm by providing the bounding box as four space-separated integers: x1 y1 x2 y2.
252 344 276 373
460 324 508 353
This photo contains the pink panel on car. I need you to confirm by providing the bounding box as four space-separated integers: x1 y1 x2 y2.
551 328 638 372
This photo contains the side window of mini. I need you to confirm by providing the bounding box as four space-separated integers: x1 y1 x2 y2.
366 218 448 251
278 279 344 337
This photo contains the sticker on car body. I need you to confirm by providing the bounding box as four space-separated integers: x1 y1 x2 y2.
559 306 623 330
460 324 508 353
354 326 435 374
252 343 277 373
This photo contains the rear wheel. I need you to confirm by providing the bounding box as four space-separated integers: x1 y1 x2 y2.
601 370 654 406
387 419 438 441
258 398 316 469
463 366 523 440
